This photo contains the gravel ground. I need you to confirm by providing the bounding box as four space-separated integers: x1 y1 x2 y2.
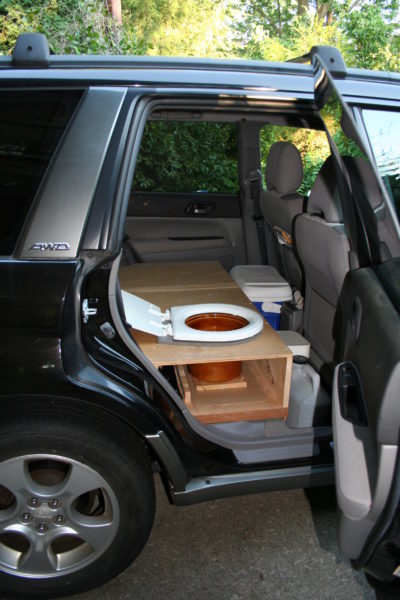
67 477 375 600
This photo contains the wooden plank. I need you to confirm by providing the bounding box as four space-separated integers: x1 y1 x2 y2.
194 376 247 393
119 260 236 293
175 360 289 424
131 320 290 367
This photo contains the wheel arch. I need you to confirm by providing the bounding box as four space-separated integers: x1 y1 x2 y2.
0 393 189 495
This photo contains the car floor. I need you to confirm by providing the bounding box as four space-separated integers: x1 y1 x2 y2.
68 476 374 600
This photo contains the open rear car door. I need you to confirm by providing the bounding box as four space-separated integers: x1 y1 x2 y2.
312 48 400 597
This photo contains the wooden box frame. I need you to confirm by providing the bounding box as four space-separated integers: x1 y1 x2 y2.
121 261 293 424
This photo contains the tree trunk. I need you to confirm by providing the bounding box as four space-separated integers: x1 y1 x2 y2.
297 0 308 16
107 0 122 24
326 10 333 25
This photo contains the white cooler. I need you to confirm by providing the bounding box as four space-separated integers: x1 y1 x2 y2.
230 265 292 330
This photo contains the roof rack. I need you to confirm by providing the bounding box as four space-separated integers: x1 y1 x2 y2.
288 45 346 77
12 33 50 68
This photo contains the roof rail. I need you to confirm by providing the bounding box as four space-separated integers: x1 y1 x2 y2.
287 45 346 77
12 33 50 68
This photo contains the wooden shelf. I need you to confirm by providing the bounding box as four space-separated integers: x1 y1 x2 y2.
175 360 290 424
119 260 236 293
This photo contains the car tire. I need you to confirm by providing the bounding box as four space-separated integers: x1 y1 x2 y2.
0 407 155 599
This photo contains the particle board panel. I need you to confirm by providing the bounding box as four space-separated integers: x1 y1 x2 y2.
128 286 256 311
119 260 236 293
130 320 291 367
175 360 289 424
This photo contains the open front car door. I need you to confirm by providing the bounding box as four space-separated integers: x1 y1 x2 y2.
312 47 400 598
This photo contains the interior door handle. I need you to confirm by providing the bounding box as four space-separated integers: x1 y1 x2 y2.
186 202 215 216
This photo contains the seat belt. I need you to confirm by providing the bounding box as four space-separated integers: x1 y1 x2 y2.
245 169 268 264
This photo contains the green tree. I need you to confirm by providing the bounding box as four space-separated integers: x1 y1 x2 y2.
339 0 400 70
123 0 234 56
133 121 239 193
230 0 400 70
0 0 138 55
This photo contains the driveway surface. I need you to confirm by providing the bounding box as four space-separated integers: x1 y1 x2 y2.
68 477 374 600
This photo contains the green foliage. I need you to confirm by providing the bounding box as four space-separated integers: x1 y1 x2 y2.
0 0 138 55
123 0 233 56
230 0 400 72
133 121 239 193
339 1 400 70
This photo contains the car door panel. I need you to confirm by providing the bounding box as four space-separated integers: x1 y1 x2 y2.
313 49 400 568
124 216 245 269
333 264 400 560
125 192 246 269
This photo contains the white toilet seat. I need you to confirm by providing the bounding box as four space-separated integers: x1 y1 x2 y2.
121 291 264 342
169 303 264 342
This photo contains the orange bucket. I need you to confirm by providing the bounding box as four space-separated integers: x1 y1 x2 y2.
185 313 248 382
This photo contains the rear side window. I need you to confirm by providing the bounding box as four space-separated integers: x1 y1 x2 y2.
363 109 400 221
132 121 239 194
0 89 83 255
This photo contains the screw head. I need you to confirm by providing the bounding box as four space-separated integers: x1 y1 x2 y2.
37 522 48 533
48 498 60 509
54 514 65 524
22 512 31 522
29 497 40 508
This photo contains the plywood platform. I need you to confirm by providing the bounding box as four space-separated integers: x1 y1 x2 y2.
127 286 290 368
175 361 289 424
119 260 236 293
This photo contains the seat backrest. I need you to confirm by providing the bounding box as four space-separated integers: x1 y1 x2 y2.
343 156 400 260
259 141 304 289
294 156 350 373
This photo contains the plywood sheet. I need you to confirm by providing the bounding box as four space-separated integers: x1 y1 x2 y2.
175 360 289 424
131 320 290 367
119 260 236 293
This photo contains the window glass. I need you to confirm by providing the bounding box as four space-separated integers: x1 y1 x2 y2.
363 109 400 220
260 125 330 195
0 90 83 255
132 121 239 194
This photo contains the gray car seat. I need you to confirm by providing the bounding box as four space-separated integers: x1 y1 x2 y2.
259 141 304 290
343 156 400 260
294 156 350 374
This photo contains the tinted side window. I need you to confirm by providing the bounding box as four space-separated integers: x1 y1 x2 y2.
132 121 239 194
0 90 83 255
362 109 400 221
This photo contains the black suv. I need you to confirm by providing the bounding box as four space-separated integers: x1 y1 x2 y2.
0 33 399 599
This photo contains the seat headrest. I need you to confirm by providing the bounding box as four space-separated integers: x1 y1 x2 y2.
265 142 303 195
307 155 343 223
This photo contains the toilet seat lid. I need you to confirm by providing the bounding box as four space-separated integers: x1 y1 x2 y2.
121 290 172 337
121 290 264 342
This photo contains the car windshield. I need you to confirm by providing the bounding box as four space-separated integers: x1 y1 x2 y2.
362 109 400 221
